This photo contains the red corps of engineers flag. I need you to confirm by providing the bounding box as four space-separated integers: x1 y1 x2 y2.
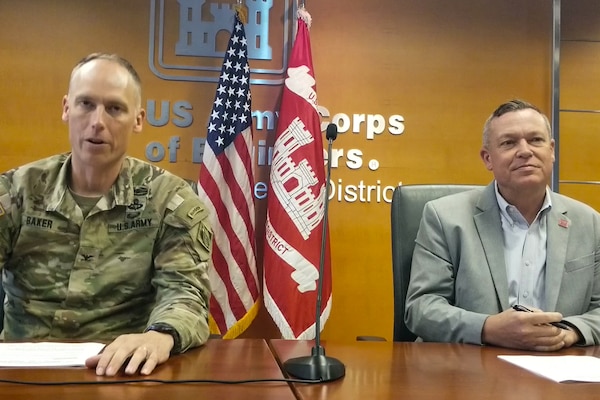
197 11 259 338
263 15 332 340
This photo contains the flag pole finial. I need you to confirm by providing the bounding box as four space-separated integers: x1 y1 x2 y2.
235 1 248 24
297 3 312 29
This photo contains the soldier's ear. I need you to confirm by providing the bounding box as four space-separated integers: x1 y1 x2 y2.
62 95 70 122
133 108 145 133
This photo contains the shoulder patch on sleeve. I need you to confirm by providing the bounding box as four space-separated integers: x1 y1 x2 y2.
164 196 209 229
166 193 185 211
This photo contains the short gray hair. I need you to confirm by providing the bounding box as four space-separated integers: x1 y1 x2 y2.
482 99 551 148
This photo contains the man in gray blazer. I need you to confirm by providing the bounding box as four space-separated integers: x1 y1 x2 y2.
405 99 600 350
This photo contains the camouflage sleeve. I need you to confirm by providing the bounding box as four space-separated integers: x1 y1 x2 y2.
148 184 213 352
0 175 17 271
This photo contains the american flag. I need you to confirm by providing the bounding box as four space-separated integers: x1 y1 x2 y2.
197 13 259 338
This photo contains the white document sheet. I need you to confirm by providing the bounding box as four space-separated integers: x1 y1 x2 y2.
498 355 600 383
0 342 105 367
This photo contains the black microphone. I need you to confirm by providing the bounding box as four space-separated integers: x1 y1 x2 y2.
326 122 338 141
283 123 345 382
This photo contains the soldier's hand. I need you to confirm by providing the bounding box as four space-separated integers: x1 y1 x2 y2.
85 331 174 376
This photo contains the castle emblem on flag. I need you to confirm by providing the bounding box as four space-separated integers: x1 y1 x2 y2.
270 117 325 240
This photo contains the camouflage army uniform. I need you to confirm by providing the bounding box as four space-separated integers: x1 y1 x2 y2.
0 153 212 352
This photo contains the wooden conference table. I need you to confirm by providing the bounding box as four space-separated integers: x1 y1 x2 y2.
0 338 295 400
1 339 600 399
270 340 600 400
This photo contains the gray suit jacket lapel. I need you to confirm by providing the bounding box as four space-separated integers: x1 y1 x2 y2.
474 184 510 311
545 193 570 310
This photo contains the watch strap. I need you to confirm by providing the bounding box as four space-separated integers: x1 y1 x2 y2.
145 322 182 355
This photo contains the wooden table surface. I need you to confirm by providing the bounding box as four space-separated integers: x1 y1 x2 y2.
0 339 295 400
269 339 600 400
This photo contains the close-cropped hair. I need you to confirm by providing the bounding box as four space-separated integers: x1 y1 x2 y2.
73 53 141 87
482 99 552 147
69 53 143 106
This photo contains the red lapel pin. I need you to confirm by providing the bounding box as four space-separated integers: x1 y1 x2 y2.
558 218 569 228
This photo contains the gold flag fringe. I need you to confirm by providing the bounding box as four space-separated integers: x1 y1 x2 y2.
209 299 260 339
234 4 248 25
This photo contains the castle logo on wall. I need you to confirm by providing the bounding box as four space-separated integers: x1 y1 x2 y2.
149 0 294 85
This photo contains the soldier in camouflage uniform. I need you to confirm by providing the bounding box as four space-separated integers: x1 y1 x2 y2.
0 53 212 376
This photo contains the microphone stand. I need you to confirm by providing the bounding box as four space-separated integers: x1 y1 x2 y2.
282 123 346 382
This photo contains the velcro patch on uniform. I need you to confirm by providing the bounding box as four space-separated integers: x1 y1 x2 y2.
166 193 185 212
164 197 208 229
24 215 55 229
187 205 204 220
108 217 158 233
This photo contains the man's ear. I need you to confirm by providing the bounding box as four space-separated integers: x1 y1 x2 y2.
61 95 69 122
480 148 493 171
133 108 145 133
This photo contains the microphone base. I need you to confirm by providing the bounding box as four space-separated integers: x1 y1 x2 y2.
283 346 345 382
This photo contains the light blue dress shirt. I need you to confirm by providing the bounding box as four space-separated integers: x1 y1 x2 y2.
495 183 552 310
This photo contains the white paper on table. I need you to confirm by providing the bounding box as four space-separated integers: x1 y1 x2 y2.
0 342 106 367
498 355 600 383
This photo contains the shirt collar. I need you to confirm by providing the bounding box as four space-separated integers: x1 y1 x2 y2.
494 181 552 225
47 154 135 211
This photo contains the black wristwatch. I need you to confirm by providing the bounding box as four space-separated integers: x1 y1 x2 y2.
145 323 182 355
